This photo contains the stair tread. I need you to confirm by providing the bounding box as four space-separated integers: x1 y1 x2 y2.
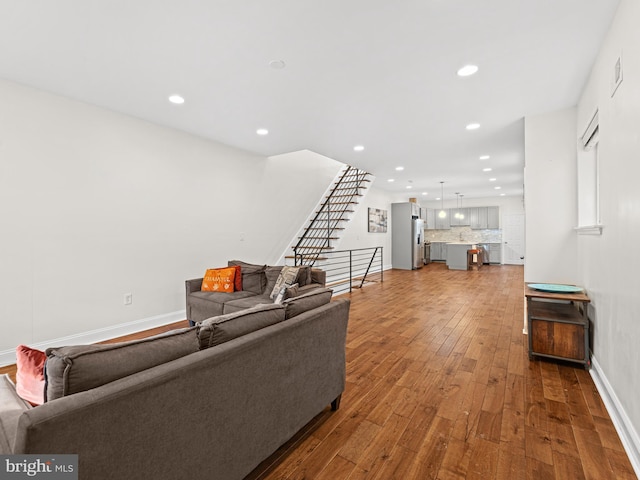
299 236 339 240
316 210 354 216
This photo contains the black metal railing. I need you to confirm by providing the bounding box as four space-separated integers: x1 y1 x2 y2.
293 166 370 266
294 247 383 295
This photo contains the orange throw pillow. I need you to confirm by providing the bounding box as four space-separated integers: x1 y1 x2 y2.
231 265 242 291
15 344 46 406
201 267 236 293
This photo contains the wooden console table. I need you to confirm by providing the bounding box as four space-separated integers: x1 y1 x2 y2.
525 284 591 369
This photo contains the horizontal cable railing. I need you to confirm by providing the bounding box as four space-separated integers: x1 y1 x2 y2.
295 247 384 296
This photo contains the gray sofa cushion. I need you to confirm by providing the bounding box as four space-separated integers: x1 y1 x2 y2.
222 295 273 314
297 266 312 286
189 290 256 321
228 260 267 294
282 288 333 319
45 327 199 401
264 266 284 296
197 304 286 349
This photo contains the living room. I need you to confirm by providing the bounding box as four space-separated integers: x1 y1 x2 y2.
2 0 640 478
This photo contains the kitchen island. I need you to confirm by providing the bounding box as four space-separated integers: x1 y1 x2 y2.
446 242 476 270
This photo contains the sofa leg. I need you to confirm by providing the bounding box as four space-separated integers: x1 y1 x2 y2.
331 395 342 411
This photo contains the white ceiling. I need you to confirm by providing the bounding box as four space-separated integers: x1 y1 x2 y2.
0 0 620 199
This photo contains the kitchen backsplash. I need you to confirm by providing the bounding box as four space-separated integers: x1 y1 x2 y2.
425 226 502 243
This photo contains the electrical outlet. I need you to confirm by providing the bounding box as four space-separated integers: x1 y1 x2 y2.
124 293 133 305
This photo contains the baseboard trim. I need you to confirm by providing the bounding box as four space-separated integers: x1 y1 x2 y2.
590 355 640 478
0 310 187 367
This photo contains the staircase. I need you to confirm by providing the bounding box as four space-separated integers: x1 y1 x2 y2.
288 166 371 266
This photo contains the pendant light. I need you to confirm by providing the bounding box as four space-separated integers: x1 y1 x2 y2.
459 194 465 220
454 193 461 219
438 181 446 218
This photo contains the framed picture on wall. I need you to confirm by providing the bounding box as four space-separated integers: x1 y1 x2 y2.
368 208 387 233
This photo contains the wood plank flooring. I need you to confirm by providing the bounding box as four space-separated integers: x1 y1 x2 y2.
1 263 636 479
247 263 637 480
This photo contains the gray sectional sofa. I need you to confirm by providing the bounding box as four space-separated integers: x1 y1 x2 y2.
0 290 350 480
186 260 327 326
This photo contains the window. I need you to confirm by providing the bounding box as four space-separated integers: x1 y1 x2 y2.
576 110 602 234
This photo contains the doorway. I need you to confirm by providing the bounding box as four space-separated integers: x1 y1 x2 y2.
502 214 525 265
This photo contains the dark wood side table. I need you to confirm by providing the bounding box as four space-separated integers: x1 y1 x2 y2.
525 284 591 369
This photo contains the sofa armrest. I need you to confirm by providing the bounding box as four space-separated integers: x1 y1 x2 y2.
0 375 32 454
310 269 326 287
186 278 203 295
185 278 204 326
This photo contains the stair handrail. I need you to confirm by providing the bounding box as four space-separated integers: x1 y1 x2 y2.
293 165 368 265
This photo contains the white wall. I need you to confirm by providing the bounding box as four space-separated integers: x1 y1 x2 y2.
574 0 640 470
0 79 343 358
523 107 578 284
334 181 394 269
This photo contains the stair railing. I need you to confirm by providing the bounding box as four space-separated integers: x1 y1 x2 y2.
293 166 369 266
318 246 384 295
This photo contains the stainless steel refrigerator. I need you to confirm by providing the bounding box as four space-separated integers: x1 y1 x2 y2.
391 203 425 270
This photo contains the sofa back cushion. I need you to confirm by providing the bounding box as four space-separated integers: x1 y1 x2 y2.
297 266 312 286
45 327 199 402
282 288 333 319
228 260 266 294
197 303 286 349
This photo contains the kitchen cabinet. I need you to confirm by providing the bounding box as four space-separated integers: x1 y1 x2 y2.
469 206 499 229
489 243 501 263
434 211 450 230
425 208 436 230
470 207 487 229
449 208 469 226
487 206 499 229
525 284 591 368
479 243 501 264
430 242 447 261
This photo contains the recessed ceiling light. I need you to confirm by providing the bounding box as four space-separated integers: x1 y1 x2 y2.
483 168 492 172
457 65 479 77
489 178 497 182
406 186 412 189
256 128 269 136
494 186 501 190
388 179 395 182
168 95 185 104
354 145 365 152
500 193 506 196
436 197 441 201
466 123 481 130
422 192 428 196
395 166 404 171
479 155 490 160
269 60 286 69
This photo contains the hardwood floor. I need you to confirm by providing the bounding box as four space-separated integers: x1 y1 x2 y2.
247 263 637 480
1 263 635 479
